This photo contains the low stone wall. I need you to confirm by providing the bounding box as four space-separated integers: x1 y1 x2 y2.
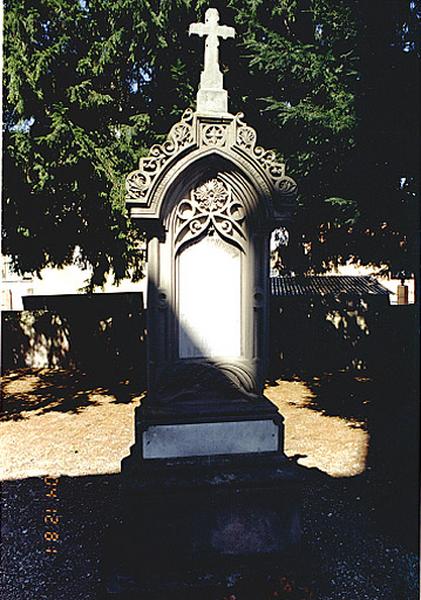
1 293 145 378
269 296 416 377
2 293 416 383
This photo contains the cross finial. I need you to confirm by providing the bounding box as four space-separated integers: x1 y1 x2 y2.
189 8 235 114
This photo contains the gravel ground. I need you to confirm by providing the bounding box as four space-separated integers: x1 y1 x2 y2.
1 368 419 599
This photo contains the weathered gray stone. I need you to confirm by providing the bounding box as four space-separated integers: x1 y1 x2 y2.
126 109 297 223
124 107 297 427
107 9 301 595
189 8 235 113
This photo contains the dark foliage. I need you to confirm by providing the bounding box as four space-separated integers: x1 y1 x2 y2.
3 0 419 284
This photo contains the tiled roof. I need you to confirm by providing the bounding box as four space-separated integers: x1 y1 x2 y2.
270 275 390 297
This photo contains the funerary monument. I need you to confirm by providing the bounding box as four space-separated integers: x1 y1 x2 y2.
109 7 300 595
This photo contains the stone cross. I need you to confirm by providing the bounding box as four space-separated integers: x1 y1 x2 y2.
189 8 235 113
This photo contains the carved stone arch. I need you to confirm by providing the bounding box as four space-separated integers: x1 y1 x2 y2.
160 153 270 230
158 153 274 261
126 110 297 225
150 152 270 235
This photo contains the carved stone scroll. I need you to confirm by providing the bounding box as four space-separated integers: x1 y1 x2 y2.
126 108 195 201
233 113 297 199
126 108 297 224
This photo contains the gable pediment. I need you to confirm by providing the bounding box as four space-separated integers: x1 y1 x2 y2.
126 110 297 225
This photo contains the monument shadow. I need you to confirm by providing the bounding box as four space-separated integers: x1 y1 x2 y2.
268 296 419 552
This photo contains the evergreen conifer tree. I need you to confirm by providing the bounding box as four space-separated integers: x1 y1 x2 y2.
3 0 419 285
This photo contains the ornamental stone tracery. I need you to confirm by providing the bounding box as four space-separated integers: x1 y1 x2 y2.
125 108 195 201
125 109 297 222
202 123 228 147
174 178 246 253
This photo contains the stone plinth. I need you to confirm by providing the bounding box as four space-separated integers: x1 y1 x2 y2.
196 87 229 114
106 453 302 598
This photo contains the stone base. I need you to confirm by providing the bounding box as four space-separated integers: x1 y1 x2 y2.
196 88 229 114
125 392 284 462
104 453 302 598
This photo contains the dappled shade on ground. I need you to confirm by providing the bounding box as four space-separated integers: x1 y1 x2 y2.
0 369 143 480
2 368 369 480
265 376 369 478
1 366 418 598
